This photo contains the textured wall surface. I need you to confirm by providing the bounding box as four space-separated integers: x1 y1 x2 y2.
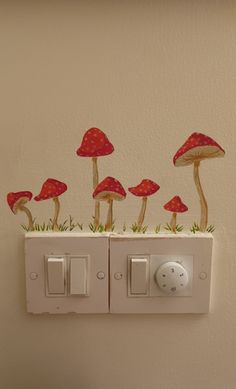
0 1 236 388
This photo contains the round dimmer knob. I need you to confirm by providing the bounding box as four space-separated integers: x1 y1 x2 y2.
155 261 189 294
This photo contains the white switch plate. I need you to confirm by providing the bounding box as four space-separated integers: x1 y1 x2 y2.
110 233 213 314
25 232 213 314
25 233 109 314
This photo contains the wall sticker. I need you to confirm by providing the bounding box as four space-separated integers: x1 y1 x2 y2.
164 196 188 233
93 176 126 232
76 127 114 230
7 191 34 231
173 132 225 232
6 129 225 234
128 179 160 233
34 178 68 232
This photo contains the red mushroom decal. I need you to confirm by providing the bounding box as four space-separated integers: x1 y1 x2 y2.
173 132 225 232
93 176 126 231
76 128 114 229
164 196 188 233
128 179 160 230
7 191 34 231
34 178 67 231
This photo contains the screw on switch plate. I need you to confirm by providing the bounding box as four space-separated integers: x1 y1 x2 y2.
97 271 105 280
114 272 123 280
30 272 38 280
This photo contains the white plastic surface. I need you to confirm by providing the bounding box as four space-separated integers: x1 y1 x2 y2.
25 232 213 314
130 257 148 295
47 257 65 295
149 254 193 297
69 257 88 296
110 233 213 314
25 233 109 314
155 261 189 295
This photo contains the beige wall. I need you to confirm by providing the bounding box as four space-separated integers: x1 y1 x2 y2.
1 1 236 388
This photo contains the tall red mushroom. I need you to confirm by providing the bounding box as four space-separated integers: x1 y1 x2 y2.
34 178 67 231
173 132 225 232
128 179 160 229
93 176 126 231
7 191 34 231
164 196 188 233
76 128 114 229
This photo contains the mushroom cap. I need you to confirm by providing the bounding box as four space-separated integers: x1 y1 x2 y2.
34 178 67 201
164 196 188 213
93 176 126 201
7 191 33 214
128 179 160 197
76 127 114 157
173 132 225 167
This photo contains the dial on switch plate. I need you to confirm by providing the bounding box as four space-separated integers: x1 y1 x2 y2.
155 261 189 294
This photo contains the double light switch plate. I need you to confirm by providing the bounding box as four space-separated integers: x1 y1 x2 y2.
25 233 109 314
25 233 213 314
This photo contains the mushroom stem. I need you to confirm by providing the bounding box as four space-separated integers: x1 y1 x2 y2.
170 212 177 233
18 205 34 231
92 157 100 228
105 199 113 231
193 160 208 232
137 197 147 228
52 197 60 231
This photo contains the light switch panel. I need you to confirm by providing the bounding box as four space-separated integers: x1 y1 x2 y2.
25 233 109 314
25 232 213 314
110 233 213 314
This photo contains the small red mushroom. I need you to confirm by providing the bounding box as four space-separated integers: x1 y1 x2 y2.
34 178 67 231
173 132 225 231
7 191 34 231
164 196 188 233
93 176 126 231
128 179 160 229
76 127 114 229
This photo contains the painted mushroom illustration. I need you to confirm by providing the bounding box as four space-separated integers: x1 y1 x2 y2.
76 127 114 229
34 178 67 231
164 196 188 233
173 132 225 232
7 191 34 231
93 176 126 231
128 179 160 230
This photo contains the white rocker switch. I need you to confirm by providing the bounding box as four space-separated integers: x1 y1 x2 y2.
130 258 148 295
70 257 88 296
47 257 65 294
